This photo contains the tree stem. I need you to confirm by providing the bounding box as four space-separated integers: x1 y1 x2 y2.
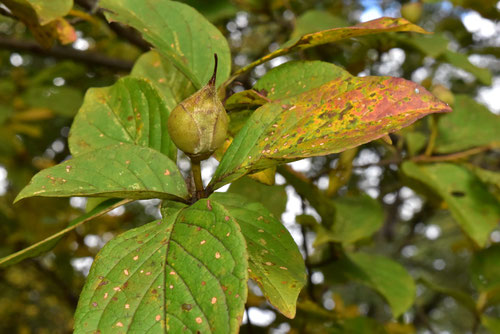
191 160 204 199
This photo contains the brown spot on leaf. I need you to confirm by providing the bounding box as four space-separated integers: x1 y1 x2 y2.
182 304 193 311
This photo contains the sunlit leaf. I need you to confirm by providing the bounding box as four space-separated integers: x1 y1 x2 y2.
0 198 129 267
69 77 177 161
101 0 231 89
74 199 248 333
15 144 188 202
211 66 451 189
211 193 306 318
402 162 500 246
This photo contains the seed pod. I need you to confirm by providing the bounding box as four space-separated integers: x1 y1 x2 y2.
167 54 229 162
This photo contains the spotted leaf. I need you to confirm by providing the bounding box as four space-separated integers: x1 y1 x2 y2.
225 17 429 85
74 199 248 333
69 77 177 161
211 193 306 318
15 144 188 202
211 72 451 189
101 0 231 89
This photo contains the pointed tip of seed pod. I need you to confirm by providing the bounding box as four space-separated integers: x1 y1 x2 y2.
209 53 218 86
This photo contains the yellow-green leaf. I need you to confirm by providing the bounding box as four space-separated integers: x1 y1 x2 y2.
211 69 450 189
15 144 188 202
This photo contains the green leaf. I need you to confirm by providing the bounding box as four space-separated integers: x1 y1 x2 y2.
253 60 351 100
481 315 500 334
396 33 450 58
101 0 231 89
225 60 349 136
465 164 500 189
211 68 451 189
442 50 492 86
402 162 500 246
0 198 129 267
226 17 430 84
211 193 306 319
225 90 269 113
435 95 500 154
288 10 348 45
74 199 248 333
69 77 177 161
178 0 237 22
419 276 476 313
22 85 83 117
315 194 384 245
0 104 14 125
471 245 500 293
131 50 195 111
404 131 428 156
2 0 73 25
227 176 287 219
334 252 415 318
331 317 387 334
15 144 188 202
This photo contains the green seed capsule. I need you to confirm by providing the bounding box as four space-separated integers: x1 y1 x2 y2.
167 54 229 162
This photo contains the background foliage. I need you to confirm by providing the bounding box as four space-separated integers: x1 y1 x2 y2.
0 0 499 333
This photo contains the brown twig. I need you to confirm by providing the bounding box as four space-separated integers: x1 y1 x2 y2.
412 144 497 163
0 36 133 70
74 0 151 51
